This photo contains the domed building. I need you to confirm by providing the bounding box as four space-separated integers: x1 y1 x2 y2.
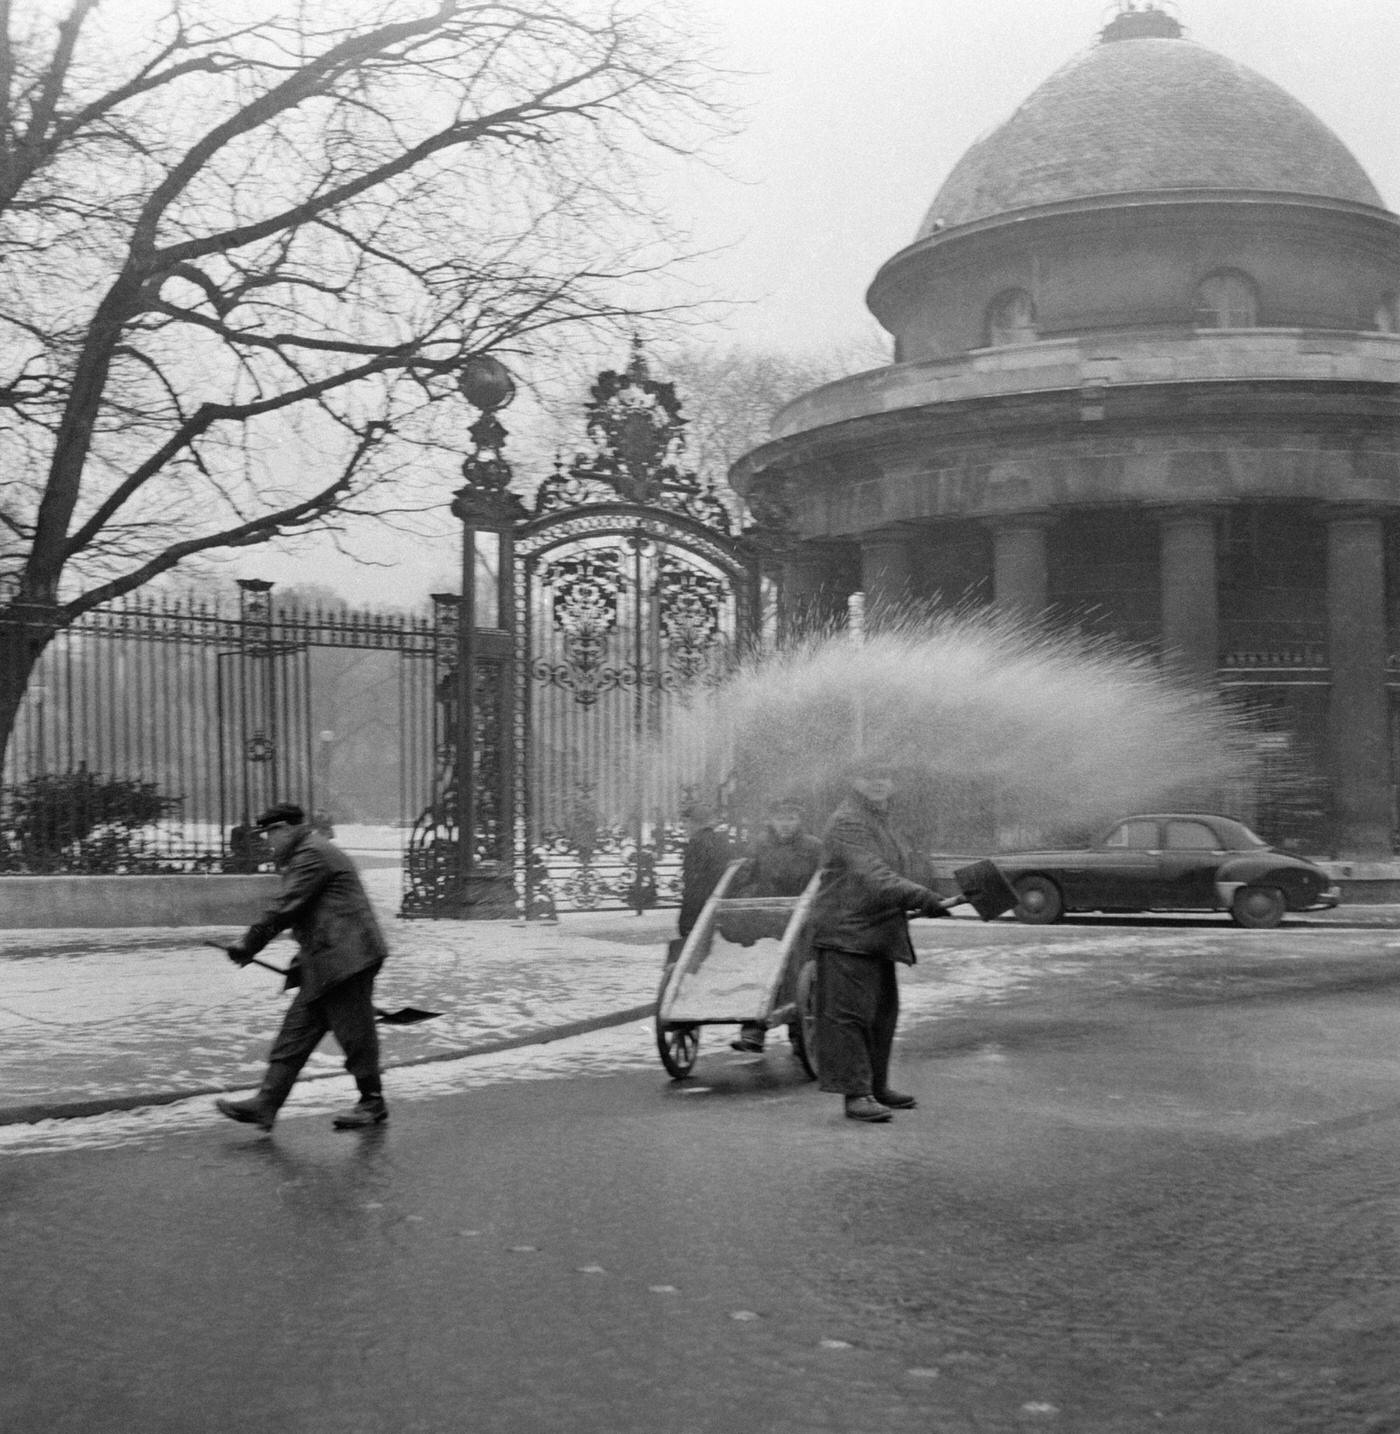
730 2 1400 858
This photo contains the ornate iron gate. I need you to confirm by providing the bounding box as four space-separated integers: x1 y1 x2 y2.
402 343 776 917
516 503 758 912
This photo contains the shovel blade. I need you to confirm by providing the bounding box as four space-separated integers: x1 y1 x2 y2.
952 859 1020 922
374 1006 443 1026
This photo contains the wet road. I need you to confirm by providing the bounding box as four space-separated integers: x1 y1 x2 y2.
3 917 1400 1433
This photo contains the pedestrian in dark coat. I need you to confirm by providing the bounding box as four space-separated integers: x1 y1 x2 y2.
736 802 824 900
730 800 823 1052
808 763 947 1122
215 802 391 1133
677 803 733 941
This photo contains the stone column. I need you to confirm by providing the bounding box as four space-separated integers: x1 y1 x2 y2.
1326 508 1391 858
780 544 849 639
1156 506 1220 684
859 531 916 623
989 517 1051 623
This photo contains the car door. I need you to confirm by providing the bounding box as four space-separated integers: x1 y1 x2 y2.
1086 818 1163 909
1154 819 1226 909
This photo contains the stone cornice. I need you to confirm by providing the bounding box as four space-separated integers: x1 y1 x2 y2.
731 373 1400 540
734 380 1400 492
732 330 1400 478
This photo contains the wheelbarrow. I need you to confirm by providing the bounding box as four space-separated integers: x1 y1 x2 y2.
654 861 820 1080
654 857 1019 1081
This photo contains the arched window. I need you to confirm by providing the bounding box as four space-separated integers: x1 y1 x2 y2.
1376 293 1399 333
1195 271 1258 328
985 288 1038 346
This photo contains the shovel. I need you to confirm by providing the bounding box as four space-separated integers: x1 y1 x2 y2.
939 859 1020 922
204 942 443 1025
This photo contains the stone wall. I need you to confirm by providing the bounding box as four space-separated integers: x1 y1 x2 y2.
0 875 281 930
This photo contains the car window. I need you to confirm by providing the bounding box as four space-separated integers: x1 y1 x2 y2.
1164 821 1219 850
1104 820 1158 849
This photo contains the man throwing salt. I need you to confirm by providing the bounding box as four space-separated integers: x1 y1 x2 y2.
808 760 947 1122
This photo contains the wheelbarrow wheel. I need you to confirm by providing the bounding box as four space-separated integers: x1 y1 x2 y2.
657 1021 700 1079
654 958 699 1079
791 960 819 1081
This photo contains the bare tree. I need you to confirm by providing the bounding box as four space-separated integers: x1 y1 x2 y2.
653 337 890 492
0 0 723 763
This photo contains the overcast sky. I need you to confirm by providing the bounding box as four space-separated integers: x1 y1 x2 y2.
251 0 1400 603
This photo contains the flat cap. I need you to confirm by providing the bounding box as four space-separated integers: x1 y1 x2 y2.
253 802 306 829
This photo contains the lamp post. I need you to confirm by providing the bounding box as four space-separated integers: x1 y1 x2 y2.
29 682 49 778
450 354 525 915
317 729 335 824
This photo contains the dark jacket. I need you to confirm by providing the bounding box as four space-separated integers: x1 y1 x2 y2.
808 793 941 964
678 824 733 937
736 826 823 898
240 826 389 1000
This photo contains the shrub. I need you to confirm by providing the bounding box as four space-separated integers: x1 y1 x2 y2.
2 767 178 872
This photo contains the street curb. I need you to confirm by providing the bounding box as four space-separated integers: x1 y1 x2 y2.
0 1002 655 1128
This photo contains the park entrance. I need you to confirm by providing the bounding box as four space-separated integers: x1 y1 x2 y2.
402 345 773 918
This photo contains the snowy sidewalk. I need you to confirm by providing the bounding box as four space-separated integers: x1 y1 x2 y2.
4 841 1394 1125
0 862 676 1122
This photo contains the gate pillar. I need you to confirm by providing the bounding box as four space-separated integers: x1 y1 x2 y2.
402 358 526 920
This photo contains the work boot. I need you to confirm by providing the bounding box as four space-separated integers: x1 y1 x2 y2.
730 1023 766 1054
874 1089 917 1110
332 1094 388 1130
215 1095 277 1132
844 1095 893 1123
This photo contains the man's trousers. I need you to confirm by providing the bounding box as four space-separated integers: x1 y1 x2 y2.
260 966 381 1108
813 947 899 1098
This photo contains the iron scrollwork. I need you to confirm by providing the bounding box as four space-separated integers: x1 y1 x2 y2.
537 548 624 707
530 338 736 535
401 602 511 915
656 552 727 686
532 780 686 912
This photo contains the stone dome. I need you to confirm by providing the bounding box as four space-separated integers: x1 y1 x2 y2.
917 34 1385 238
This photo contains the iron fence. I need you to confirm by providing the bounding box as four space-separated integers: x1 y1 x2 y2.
0 588 438 876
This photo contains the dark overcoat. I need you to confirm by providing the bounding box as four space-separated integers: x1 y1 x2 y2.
737 826 823 898
240 826 389 1001
678 824 733 937
808 793 937 965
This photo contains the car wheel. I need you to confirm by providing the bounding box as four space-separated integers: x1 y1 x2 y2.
1014 875 1064 924
1230 885 1286 929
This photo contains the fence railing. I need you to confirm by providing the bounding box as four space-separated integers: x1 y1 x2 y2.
1 590 437 875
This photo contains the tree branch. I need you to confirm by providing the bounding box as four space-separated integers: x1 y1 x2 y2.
60 420 390 617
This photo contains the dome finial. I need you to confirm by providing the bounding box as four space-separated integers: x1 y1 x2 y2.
1100 2 1184 43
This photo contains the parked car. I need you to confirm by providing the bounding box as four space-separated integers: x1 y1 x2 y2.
1000 813 1341 928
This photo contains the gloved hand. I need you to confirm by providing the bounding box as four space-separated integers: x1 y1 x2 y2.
225 940 253 967
917 891 951 918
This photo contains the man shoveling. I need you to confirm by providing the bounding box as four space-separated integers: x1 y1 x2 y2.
214 802 390 1133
